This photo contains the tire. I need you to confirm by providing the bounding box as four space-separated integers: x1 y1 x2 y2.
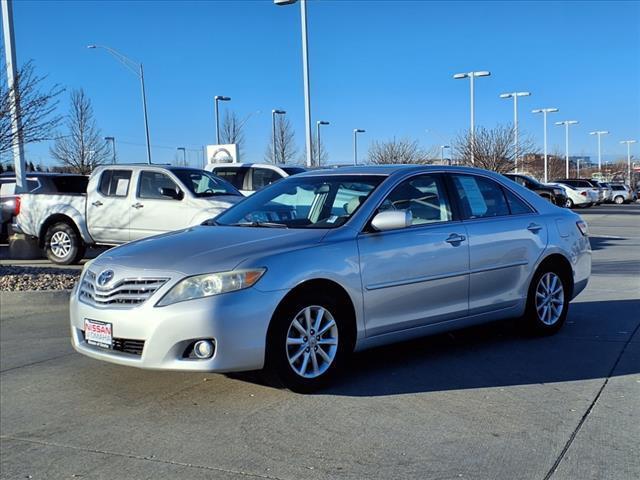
523 266 569 335
614 196 624 205
44 222 85 265
565 198 574 208
265 291 352 392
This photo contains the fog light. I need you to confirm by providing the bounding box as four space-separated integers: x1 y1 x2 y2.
193 340 214 359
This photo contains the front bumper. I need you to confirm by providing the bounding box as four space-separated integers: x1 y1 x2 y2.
70 286 285 372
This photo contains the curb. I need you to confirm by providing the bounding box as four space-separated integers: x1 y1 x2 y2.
0 289 71 307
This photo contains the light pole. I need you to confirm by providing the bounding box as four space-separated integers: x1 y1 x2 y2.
440 145 450 165
316 120 329 166
271 109 286 164
88 44 152 164
620 140 637 185
499 91 530 173
214 95 231 145
104 136 116 164
274 0 313 168
532 108 559 183
453 70 491 164
555 120 579 178
353 129 365 166
177 147 186 166
589 130 609 174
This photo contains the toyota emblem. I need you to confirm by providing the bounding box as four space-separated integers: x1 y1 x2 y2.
97 270 114 287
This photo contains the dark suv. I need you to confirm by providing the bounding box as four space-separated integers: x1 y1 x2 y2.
503 173 568 207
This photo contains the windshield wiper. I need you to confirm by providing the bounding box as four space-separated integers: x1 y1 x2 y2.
228 221 288 228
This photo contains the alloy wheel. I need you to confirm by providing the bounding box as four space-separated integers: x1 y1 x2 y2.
535 272 564 326
50 231 72 259
286 305 339 379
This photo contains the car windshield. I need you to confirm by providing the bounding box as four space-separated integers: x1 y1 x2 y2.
171 169 241 197
282 167 306 176
215 174 385 229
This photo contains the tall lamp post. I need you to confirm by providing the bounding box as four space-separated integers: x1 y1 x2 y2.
453 70 491 164
440 145 450 165
532 107 559 183
353 129 365 165
620 139 637 185
104 136 116 164
88 44 152 164
316 120 329 166
271 109 286 164
499 91 530 173
274 0 313 168
555 120 579 178
214 95 231 145
589 130 609 174
177 147 186 166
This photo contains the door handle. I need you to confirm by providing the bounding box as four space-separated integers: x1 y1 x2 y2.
445 233 466 244
92 201 103 207
132 203 144 209
527 223 542 233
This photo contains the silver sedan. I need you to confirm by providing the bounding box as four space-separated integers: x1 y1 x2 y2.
70 166 591 392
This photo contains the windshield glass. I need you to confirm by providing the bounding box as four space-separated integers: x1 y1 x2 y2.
172 169 241 197
215 174 385 229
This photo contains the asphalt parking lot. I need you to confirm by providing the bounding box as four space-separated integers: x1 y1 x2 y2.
1 204 639 480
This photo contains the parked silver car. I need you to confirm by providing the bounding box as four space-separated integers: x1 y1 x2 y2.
70 166 591 391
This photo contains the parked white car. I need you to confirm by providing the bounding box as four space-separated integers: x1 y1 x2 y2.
609 184 634 204
205 163 306 196
546 182 595 208
14 165 243 264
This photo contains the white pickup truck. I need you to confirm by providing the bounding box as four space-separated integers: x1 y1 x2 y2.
15 164 243 264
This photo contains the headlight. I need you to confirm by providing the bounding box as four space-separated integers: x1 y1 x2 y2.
156 269 266 307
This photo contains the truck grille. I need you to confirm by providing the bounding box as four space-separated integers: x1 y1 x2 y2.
79 270 168 308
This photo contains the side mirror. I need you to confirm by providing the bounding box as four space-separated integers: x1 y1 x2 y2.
160 187 183 200
371 210 412 232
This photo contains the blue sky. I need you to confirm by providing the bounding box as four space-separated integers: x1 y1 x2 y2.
4 0 640 167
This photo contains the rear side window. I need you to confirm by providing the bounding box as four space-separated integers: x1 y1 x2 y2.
50 176 88 194
214 168 246 189
503 188 534 215
451 174 510 219
251 168 282 191
98 170 132 197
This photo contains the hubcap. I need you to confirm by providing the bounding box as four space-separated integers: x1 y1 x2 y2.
535 272 564 325
50 231 72 258
286 305 338 379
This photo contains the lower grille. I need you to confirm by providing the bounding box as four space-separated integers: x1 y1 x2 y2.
82 331 145 356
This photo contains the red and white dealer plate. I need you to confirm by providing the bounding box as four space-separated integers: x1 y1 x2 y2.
84 319 112 349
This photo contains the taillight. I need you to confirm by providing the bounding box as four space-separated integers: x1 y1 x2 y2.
576 220 588 236
14 196 21 216
580 191 587 196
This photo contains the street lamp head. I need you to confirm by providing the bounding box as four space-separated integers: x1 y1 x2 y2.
215 96 231 101
453 73 469 79
354 129 365 133
318 121 330 126
620 140 637 144
516 91 531 97
86 44 97 49
274 0 298 5
499 93 512 99
533 107 558 114
272 109 286 115
441 145 450 149
590 130 609 135
473 71 491 77
104 136 114 141
177 147 185 151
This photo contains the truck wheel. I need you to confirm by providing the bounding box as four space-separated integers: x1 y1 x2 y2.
45 222 85 265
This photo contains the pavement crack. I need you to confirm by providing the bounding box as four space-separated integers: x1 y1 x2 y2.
0 352 75 374
543 320 640 480
0 435 288 480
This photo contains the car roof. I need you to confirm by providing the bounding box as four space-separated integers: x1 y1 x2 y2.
296 164 497 177
209 163 303 169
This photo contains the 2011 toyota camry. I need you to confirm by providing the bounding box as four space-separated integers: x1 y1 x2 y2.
70 166 591 392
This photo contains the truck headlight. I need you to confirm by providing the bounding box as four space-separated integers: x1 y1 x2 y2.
156 269 266 307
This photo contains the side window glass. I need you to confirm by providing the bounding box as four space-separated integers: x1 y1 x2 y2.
215 169 244 189
504 188 534 215
379 174 452 225
138 171 181 200
252 168 281 191
98 170 131 197
452 175 510 219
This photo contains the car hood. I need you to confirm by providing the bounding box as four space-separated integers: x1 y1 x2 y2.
92 225 327 275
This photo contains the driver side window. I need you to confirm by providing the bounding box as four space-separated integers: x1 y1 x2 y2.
379 174 452 225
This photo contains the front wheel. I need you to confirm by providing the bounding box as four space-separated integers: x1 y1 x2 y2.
614 196 624 205
265 292 351 392
565 198 574 208
524 268 569 335
44 222 85 265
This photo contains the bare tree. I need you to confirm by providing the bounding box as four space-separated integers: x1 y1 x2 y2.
0 53 63 158
265 115 298 164
50 89 110 174
453 125 536 174
368 137 432 165
300 134 328 167
220 110 245 153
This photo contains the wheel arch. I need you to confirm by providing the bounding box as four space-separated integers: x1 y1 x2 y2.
533 253 574 300
39 214 84 249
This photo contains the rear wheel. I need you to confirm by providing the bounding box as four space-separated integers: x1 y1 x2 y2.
265 292 351 392
614 195 624 205
45 222 85 265
524 267 569 335
565 198 574 208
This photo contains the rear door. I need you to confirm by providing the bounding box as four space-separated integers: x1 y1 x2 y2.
358 173 469 336
449 173 547 315
87 169 132 243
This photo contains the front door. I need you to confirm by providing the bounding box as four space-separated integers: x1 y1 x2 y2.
358 173 469 337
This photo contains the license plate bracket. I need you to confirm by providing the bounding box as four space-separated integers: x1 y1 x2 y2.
84 319 113 349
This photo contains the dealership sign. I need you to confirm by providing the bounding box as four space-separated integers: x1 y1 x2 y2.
206 144 239 164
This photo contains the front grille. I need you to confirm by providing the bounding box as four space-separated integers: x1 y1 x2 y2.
79 270 168 308
82 331 145 356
